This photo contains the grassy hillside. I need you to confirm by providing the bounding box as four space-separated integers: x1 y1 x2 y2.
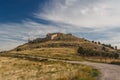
12 40 115 52
9 48 83 61
9 33 116 60
12 33 116 52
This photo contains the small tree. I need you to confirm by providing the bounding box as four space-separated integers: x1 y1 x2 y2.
16 48 22 51
94 42 97 44
113 53 119 59
92 41 94 43
115 46 117 50
78 47 85 56
102 47 106 51
98 41 101 44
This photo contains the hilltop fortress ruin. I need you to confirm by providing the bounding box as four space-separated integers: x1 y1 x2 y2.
28 33 78 43
46 33 72 40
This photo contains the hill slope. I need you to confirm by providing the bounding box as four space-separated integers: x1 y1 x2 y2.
12 32 115 52
7 32 117 61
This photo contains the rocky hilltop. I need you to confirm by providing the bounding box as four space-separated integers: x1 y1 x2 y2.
28 32 85 43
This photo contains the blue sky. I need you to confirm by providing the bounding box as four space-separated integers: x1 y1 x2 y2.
0 0 120 51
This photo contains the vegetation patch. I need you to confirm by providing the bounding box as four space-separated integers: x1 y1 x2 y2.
78 46 119 60
90 69 99 77
110 61 120 65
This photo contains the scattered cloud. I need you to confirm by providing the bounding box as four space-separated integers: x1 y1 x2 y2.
36 0 120 27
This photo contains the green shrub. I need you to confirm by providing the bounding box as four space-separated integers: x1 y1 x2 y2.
110 61 120 65
91 69 99 77
16 48 22 51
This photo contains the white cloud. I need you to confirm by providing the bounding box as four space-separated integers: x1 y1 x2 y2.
0 41 24 51
36 0 120 28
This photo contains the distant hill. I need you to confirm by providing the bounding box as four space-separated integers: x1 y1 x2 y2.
7 32 118 61
11 32 116 52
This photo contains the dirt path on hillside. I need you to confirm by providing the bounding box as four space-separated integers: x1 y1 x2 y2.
60 60 120 80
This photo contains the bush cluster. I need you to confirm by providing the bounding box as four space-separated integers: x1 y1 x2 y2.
78 47 119 59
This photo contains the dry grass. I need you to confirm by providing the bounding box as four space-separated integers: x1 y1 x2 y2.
11 48 76 55
13 40 116 52
0 57 98 80
10 48 83 61
85 57 120 64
